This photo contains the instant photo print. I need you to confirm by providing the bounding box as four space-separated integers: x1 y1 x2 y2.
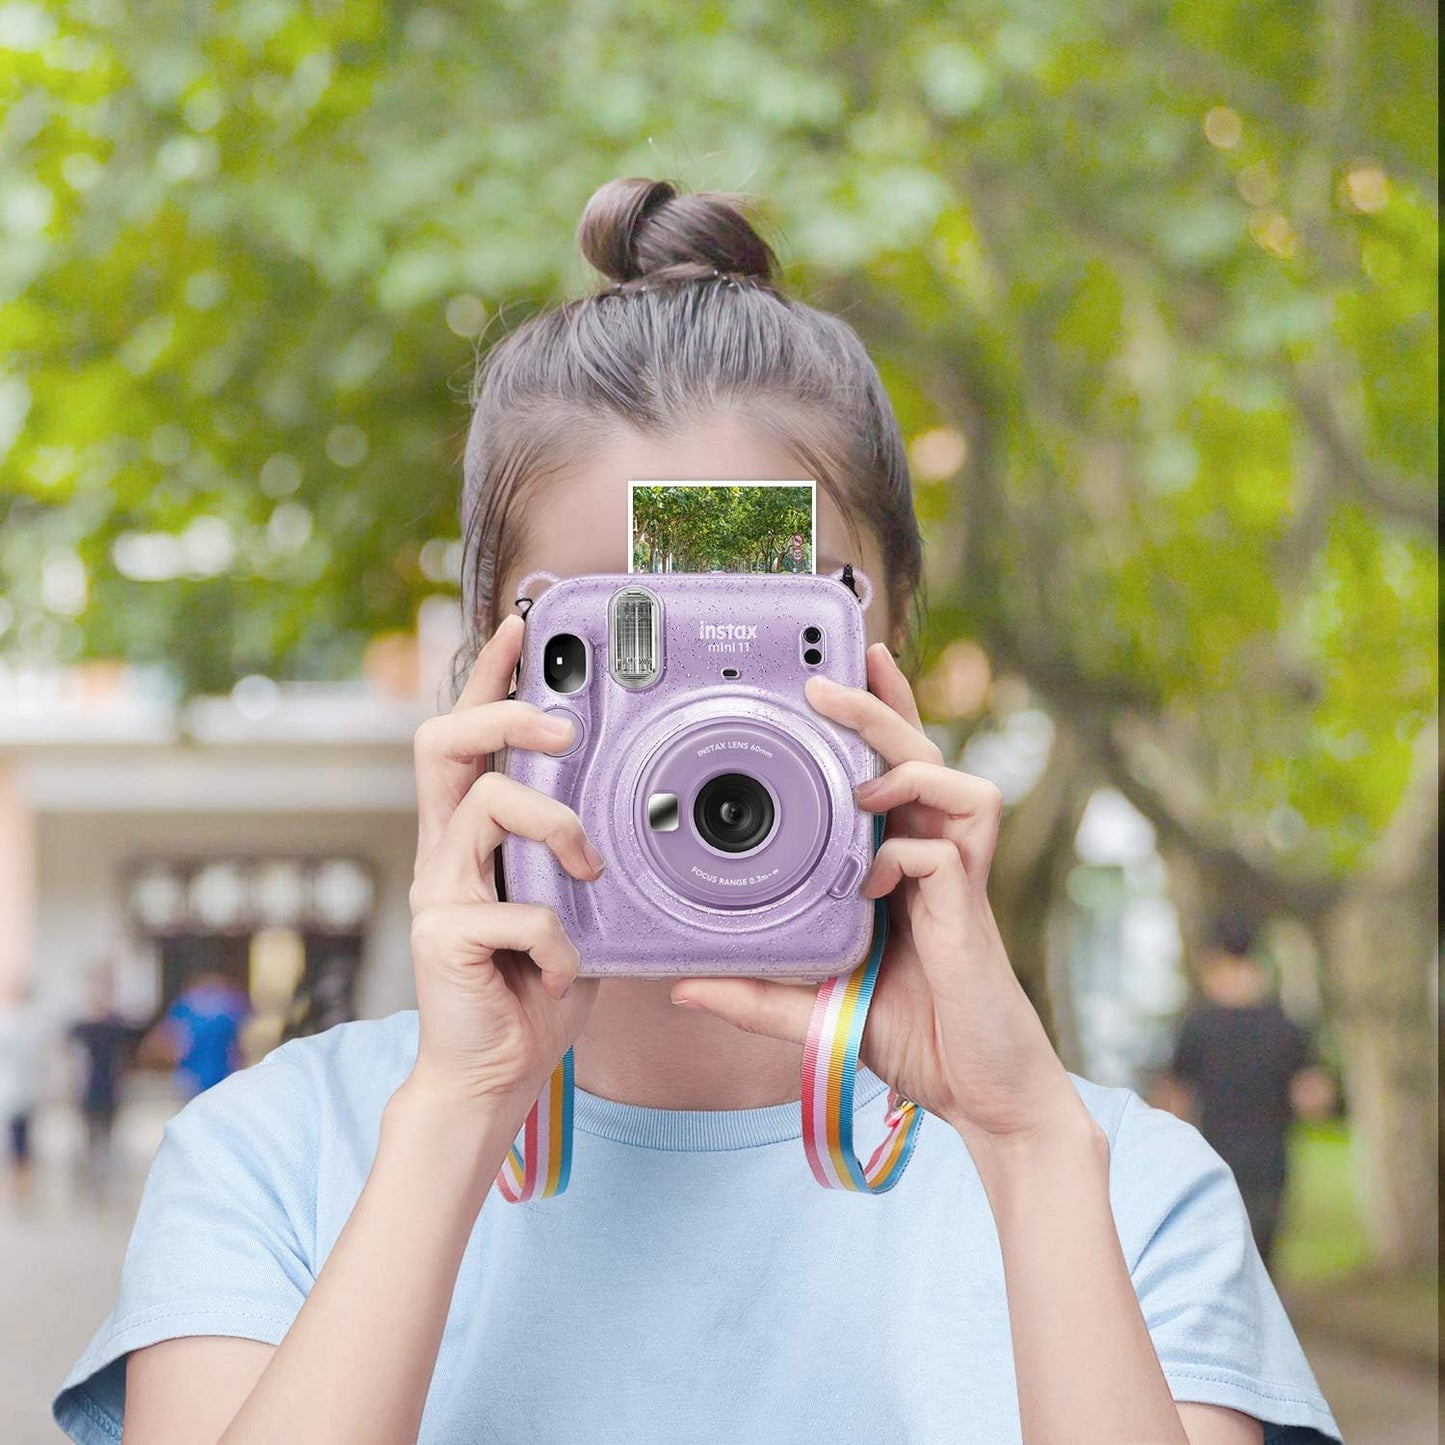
628 480 816 576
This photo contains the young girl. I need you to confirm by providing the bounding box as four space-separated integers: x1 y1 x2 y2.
55 178 1341 1444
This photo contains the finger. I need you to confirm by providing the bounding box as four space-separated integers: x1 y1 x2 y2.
804 674 942 769
859 763 1002 886
860 837 969 918
669 977 816 1044
455 612 525 711
415 701 577 865
855 760 1003 823
412 901 582 999
866 642 923 731
412 773 604 911
859 838 984 1006
414 614 528 867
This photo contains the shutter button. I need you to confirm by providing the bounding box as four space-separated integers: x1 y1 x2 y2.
541 707 585 757
827 851 867 898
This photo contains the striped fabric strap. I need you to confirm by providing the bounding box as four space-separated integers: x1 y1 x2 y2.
494 816 919 1202
800 813 924 1192
495 1047 574 1202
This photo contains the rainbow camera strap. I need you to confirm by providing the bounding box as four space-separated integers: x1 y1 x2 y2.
494 813 923 1201
495 1046 573 1203
800 815 924 1191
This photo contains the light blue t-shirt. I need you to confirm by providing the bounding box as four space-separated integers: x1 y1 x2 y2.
55 1010 1342 1443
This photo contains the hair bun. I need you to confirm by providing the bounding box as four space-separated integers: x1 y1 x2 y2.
577 177 779 287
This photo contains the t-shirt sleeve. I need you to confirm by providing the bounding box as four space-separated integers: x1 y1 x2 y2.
1108 1089 1342 1443
52 1044 320 1444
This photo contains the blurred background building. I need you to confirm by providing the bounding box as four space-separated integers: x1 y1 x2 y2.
0 603 463 1035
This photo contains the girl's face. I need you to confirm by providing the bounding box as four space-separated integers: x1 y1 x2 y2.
497 415 893 648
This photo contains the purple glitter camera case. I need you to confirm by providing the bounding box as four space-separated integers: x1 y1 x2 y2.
501 572 879 981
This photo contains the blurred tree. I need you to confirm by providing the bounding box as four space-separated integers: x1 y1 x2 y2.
0 0 1435 1263
823 0 1438 1269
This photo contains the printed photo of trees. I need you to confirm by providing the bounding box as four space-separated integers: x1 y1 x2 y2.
629 483 815 574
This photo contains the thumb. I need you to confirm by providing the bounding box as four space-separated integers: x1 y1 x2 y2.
670 977 817 1045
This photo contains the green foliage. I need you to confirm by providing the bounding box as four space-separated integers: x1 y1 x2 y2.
0 0 1436 884
1279 1120 1373 1284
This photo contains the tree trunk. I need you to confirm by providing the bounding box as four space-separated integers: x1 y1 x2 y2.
1321 723 1439 1275
988 721 1092 1056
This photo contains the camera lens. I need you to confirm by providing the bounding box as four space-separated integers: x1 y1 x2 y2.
802 647 823 666
802 626 822 644
693 773 775 854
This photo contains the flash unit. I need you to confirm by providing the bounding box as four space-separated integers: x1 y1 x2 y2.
609 586 661 688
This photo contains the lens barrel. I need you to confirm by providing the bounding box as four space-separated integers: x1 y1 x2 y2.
693 773 775 854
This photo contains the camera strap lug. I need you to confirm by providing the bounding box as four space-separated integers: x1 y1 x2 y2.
832 563 874 611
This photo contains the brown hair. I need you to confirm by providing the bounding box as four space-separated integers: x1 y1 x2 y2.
457 177 922 687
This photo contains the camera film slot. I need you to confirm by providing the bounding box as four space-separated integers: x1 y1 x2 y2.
608 586 661 689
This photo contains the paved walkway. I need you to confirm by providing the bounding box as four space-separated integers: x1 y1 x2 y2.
1297 1334 1438 1444
4 1107 1438 1443
3 1192 138 1442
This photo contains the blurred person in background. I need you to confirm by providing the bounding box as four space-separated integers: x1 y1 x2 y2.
1161 914 1337 1273
0 979 49 1209
138 967 252 1101
68 968 144 1206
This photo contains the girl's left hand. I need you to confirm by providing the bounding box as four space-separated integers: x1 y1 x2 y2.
672 643 1101 1179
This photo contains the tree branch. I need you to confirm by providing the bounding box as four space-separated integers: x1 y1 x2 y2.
1289 372 1439 529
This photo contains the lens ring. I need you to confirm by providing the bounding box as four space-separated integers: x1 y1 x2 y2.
631 716 832 909
693 773 776 854
802 625 823 644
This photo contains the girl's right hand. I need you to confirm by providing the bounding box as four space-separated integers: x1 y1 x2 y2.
404 611 604 1120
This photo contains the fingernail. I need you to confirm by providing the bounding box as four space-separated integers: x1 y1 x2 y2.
855 778 881 800
583 840 605 874
542 715 575 743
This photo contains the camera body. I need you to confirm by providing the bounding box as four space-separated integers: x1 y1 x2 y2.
501 572 880 981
